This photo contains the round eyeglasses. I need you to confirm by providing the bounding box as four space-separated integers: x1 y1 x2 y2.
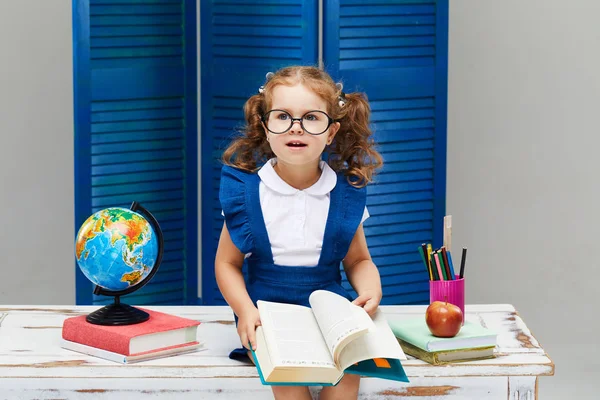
261 110 336 135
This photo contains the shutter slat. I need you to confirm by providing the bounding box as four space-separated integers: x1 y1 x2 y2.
373 254 422 269
213 5 302 15
340 4 435 16
214 26 303 38
91 5 182 15
93 36 183 47
92 130 184 144
369 242 432 259
370 182 433 196
214 15 302 26
379 266 429 280
365 221 433 237
341 15 436 27
91 25 183 37
374 128 434 143
92 179 183 197
91 0 182 4
92 140 183 154
91 98 183 112
376 164 433 176
214 46 303 59
91 189 183 208
372 109 435 122
375 119 435 132
92 170 184 186
370 99 435 111
92 109 184 124
92 149 183 165
367 189 433 205
92 47 183 59
367 211 432 227
213 0 303 4
91 160 184 175
380 140 433 153
91 117 184 134
340 25 436 38
368 231 432 248
381 291 430 306
91 15 182 26
368 201 433 216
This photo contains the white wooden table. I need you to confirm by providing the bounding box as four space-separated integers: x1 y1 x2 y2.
0 304 553 399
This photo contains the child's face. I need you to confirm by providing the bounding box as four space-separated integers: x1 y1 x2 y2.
264 83 339 168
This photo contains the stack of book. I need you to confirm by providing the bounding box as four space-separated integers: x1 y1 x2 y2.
61 308 203 364
388 317 497 365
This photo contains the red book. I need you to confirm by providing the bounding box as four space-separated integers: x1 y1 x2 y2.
62 308 200 356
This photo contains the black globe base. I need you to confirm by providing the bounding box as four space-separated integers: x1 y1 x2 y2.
86 300 149 326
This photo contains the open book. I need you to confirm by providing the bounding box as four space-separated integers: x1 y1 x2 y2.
251 290 409 386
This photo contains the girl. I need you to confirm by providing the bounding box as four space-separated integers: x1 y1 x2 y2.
215 66 383 400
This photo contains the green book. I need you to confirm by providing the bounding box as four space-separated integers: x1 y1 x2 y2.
396 338 495 365
388 317 497 352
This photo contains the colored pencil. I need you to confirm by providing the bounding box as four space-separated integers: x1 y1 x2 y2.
459 247 467 279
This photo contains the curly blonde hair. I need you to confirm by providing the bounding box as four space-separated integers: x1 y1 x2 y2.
222 66 383 187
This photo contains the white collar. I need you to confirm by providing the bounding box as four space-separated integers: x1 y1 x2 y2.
258 158 337 196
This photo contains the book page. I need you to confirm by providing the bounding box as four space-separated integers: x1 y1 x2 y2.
338 308 407 372
257 300 336 368
308 290 374 365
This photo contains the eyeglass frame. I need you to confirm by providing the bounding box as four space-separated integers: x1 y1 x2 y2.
260 109 339 136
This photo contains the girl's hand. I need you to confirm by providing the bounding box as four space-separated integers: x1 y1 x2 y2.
237 306 261 351
352 289 382 316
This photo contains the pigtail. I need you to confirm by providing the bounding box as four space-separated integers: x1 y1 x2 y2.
328 92 383 188
222 94 274 172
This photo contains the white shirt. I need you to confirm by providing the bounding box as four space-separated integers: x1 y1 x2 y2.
256 159 369 267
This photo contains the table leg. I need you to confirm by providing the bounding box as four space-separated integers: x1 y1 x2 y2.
508 376 537 400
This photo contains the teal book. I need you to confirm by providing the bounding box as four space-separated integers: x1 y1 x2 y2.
250 290 409 386
388 317 497 352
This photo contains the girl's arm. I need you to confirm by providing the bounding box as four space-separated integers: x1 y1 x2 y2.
215 223 261 350
342 224 383 316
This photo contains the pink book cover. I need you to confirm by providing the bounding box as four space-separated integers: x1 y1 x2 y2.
62 308 200 355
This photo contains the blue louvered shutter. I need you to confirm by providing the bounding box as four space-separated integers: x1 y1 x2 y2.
73 0 198 305
325 0 448 305
200 0 318 304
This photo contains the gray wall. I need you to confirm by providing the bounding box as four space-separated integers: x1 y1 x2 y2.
447 1 599 398
0 0 595 397
0 0 74 304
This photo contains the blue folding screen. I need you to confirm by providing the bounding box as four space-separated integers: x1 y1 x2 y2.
325 0 448 305
200 0 319 304
73 0 198 305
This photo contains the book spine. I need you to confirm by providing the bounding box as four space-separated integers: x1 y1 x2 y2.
398 340 439 365
62 319 131 355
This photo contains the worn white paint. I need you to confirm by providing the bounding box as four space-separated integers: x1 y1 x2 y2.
0 304 554 399
0 376 511 400
509 376 538 400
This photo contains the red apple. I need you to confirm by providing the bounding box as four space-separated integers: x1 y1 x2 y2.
425 301 463 338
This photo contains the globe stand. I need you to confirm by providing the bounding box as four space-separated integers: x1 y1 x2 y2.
85 295 149 325
84 201 164 326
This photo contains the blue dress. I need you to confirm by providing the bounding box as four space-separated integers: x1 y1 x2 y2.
219 165 366 361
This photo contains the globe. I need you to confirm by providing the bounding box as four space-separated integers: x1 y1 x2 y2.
74 203 164 325
76 207 158 291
